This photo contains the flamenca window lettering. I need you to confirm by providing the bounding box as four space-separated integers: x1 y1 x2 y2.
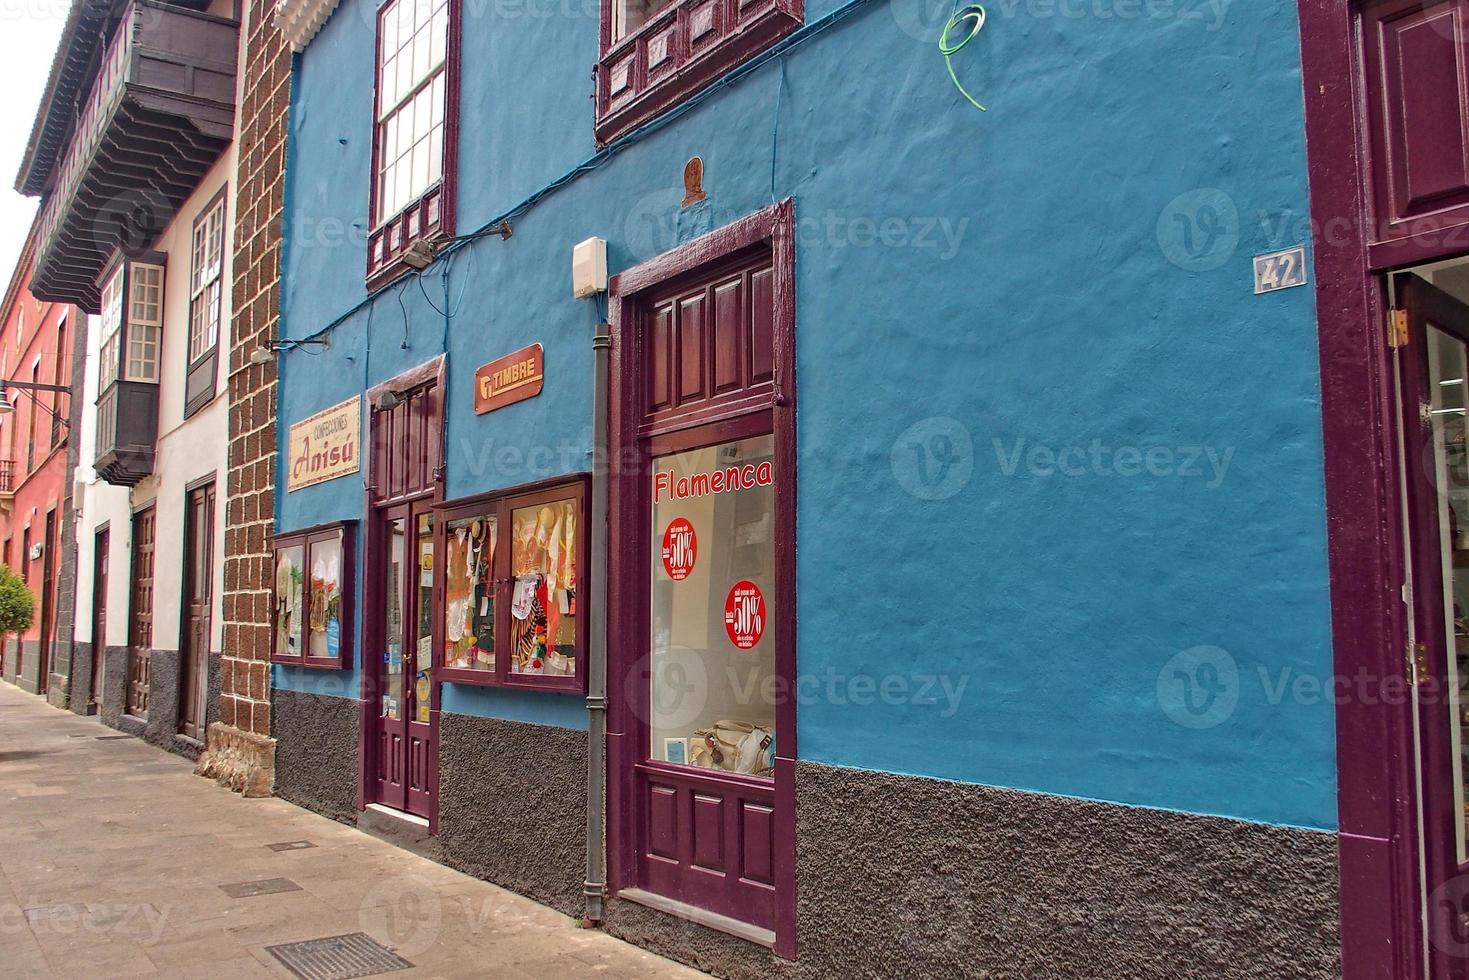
369 0 456 285
272 522 355 669
649 434 776 778
437 478 586 691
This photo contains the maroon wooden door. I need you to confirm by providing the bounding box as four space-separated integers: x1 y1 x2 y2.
368 500 436 817
364 370 443 822
91 527 109 706
179 483 215 741
609 215 797 947
127 507 156 718
1397 275 1469 977
37 509 55 695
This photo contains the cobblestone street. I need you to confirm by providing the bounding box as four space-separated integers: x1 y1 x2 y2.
0 683 705 979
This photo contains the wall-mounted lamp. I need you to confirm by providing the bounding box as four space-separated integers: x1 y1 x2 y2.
374 389 403 411
249 337 331 364
401 238 438 270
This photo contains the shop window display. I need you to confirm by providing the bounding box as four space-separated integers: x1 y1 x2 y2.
435 479 586 690
271 522 356 668
648 435 776 778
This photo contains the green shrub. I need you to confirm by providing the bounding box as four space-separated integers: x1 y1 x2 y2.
0 565 34 636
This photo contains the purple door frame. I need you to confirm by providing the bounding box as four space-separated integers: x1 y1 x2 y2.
606 199 798 957
1298 2 1469 975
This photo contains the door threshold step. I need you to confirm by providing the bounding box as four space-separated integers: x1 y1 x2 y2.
357 804 441 863
616 888 776 949
365 803 429 827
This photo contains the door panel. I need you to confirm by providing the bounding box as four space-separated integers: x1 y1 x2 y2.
370 502 437 819
127 508 156 718
1364 1 1469 250
91 529 109 706
1397 275 1469 978
38 510 55 694
179 483 215 740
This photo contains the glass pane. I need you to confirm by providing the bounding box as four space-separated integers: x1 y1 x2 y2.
415 512 434 722
444 515 496 671
1431 325 1469 864
384 518 405 720
648 435 776 777
307 534 344 660
275 544 305 658
510 497 578 676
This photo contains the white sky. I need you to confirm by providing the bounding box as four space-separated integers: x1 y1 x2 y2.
0 1 71 283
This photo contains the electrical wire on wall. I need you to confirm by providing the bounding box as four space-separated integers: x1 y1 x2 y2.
940 1 988 112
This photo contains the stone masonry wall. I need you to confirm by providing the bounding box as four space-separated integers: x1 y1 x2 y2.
196 0 289 797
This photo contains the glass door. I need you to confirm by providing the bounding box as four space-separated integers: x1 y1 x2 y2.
370 500 437 818
1397 273 1469 978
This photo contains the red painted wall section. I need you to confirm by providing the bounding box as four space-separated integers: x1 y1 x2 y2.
0 228 76 648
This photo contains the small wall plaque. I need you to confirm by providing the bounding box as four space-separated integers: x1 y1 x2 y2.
1253 246 1309 294
475 344 544 415
682 157 706 208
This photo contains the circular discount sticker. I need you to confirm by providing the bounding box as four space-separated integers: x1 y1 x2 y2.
661 518 697 581
723 580 766 649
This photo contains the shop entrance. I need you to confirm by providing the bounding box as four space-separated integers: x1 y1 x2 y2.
608 203 797 954
364 362 443 824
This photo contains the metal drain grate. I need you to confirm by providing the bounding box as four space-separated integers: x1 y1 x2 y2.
266 840 317 851
265 932 412 980
218 877 303 898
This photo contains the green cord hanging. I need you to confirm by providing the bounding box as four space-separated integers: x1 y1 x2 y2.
939 2 988 112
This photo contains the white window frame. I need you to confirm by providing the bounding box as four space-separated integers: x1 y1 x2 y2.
188 195 226 366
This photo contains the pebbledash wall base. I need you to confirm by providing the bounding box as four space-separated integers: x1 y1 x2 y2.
98 646 221 761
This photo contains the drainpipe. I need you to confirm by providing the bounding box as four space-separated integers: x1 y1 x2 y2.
583 319 611 926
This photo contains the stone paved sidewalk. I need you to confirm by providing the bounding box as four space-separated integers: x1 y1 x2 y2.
0 682 706 979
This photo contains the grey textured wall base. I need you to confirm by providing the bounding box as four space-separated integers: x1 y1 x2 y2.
16 640 41 694
95 648 217 761
436 713 587 918
69 641 97 715
601 762 1340 980
271 687 360 823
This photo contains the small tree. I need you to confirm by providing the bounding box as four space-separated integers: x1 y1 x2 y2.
0 566 34 650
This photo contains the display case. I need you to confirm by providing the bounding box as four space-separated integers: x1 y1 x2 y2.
271 521 356 669
435 477 587 691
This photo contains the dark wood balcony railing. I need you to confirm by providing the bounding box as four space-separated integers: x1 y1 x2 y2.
94 382 159 487
0 459 14 494
31 0 238 311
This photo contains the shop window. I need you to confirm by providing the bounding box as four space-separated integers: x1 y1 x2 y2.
184 192 226 418
596 0 801 144
271 521 356 669
648 433 776 777
436 478 586 691
368 0 459 288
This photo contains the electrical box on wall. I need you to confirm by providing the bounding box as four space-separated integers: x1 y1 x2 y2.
572 237 607 298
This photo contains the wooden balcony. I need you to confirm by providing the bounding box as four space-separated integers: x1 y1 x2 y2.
94 382 159 487
30 0 238 311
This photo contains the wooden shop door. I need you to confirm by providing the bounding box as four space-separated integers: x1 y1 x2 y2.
127 507 156 719
91 527 109 706
364 370 443 823
179 482 215 741
608 209 797 953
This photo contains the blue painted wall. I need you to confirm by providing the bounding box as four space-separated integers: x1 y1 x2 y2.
279 0 1336 829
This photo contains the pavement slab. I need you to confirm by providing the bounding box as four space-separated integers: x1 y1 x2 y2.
0 683 708 980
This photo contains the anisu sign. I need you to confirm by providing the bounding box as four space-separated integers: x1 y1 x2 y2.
287 396 361 492
654 460 773 502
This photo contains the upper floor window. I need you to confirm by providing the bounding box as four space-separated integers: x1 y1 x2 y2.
50 317 66 448
98 256 166 392
184 192 226 418
368 0 459 287
596 0 802 143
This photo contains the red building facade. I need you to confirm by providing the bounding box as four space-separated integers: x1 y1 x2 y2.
0 224 78 700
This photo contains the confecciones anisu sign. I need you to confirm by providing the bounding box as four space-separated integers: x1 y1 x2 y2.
287 395 361 492
654 460 773 502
